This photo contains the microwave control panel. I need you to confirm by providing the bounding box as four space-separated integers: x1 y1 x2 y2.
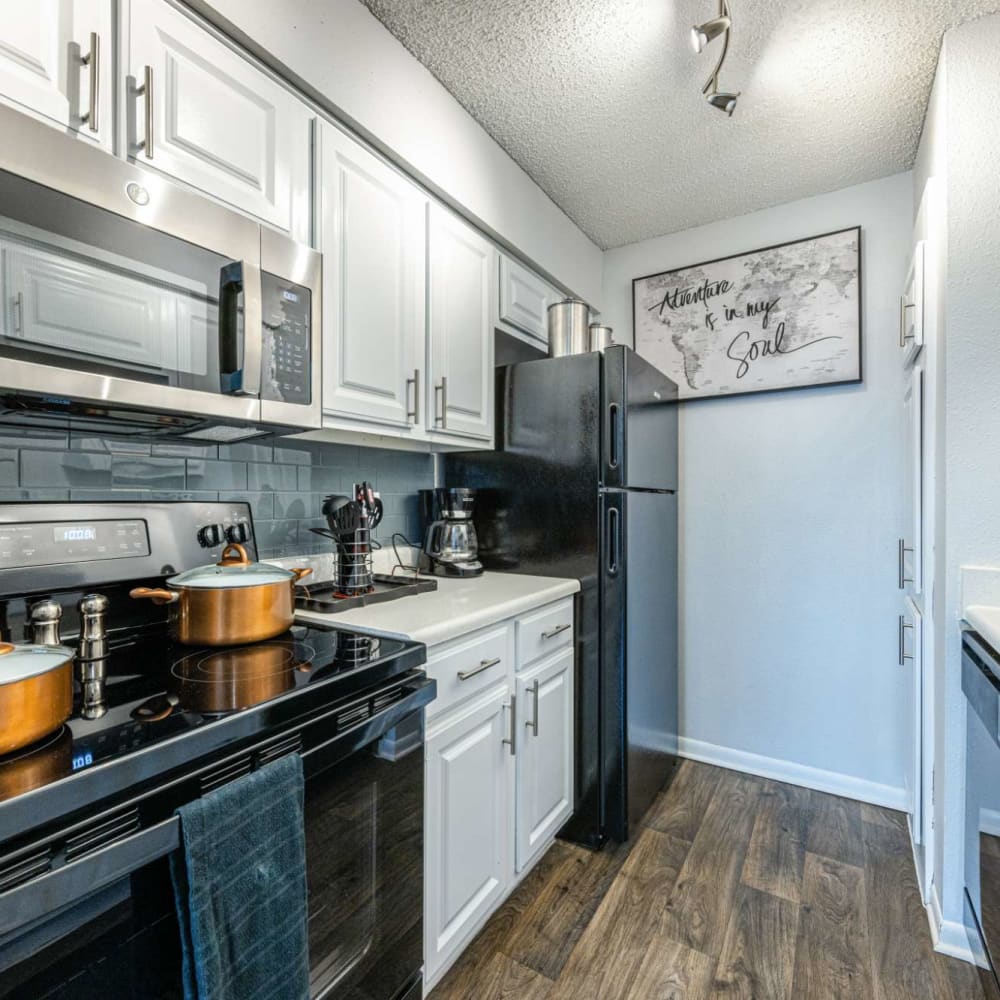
261 271 311 404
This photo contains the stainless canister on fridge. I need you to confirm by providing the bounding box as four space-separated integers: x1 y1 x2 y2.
547 299 590 356
589 324 615 351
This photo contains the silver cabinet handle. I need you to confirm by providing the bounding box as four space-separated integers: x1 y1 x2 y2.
136 66 153 158
80 32 100 133
406 368 420 424
526 679 540 736
541 623 571 640
898 538 914 590
13 292 23 333
502 695 516 756
434 376 448 429
457 656 501 681
898 615 914 666
899 296 915 347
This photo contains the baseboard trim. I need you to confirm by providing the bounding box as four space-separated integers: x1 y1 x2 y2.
927 883 976 963
677 737 909 810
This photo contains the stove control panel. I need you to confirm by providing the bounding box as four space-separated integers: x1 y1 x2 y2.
0 519 150 569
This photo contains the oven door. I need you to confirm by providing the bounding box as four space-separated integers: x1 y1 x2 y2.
0 687 427 1000
0 102 270 433
963 633 1000 1000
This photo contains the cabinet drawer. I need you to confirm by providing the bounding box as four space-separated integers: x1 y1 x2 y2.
515 599 574 670
425 624 511 718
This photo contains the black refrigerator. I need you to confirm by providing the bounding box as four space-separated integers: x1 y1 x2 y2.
444 345 678 846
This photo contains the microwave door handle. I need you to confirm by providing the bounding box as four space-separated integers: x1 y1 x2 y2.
218 261 262 398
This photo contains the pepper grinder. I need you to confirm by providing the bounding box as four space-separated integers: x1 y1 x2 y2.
28 599 62 646
77 594 109 719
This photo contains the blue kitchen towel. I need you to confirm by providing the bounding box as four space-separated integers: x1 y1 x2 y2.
170 753 309 1000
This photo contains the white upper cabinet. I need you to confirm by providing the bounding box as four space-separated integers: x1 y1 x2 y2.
499 254 559 345
126 0 312 241
319 124 427 431
427 204 494 442
0 1 113 149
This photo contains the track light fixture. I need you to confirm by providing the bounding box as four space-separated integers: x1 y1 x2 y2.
690 0 740 116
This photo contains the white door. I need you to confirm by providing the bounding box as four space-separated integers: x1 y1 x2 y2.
900 241 925 367
900 597 923 845
499 255 558 344
0 1 113 149
127 0 312 241
515 648 574 873
427 204 494 442
425 687 511 985
900 366 923 597
320 124 426 432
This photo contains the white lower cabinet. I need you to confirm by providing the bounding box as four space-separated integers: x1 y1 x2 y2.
515 648 574 873
424 686 512 985
423 600 575 990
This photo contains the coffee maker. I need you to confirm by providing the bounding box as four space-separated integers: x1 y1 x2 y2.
420 488 484 577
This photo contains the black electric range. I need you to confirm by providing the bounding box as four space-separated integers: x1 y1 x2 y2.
0 501 432 1000
0 620 422 840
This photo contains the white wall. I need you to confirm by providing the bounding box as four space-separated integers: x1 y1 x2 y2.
912 12 1000 946
602 174 914 804
192 0 603 307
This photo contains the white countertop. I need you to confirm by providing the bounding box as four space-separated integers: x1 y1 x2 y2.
964 604 1000 654
295 571 580 647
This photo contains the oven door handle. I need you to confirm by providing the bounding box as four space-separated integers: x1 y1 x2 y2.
0 817 179 942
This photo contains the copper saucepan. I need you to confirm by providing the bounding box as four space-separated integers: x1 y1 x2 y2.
0 641 74 755
129 543 312 646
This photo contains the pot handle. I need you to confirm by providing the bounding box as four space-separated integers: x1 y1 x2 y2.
218 543 250 567
291 567 313 584
129 587 179 606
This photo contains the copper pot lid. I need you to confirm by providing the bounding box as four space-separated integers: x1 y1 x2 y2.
166 543 304 590
0 642 73 686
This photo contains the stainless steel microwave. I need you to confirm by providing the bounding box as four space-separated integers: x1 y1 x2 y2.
0 103 321 442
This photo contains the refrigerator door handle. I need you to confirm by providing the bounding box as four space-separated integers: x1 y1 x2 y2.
607 403 621 471
606 506 620 576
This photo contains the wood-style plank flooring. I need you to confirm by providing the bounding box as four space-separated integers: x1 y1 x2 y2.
429 760 986 1000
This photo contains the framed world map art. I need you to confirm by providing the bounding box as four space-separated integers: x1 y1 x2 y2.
632 227 862 401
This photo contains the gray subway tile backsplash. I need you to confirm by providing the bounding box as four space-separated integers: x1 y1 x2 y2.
2 434 434 558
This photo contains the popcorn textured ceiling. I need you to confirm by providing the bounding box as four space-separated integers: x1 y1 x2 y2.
360 0 1000 249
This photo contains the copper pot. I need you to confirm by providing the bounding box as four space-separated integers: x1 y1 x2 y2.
0 641 74 755
129 544 312 646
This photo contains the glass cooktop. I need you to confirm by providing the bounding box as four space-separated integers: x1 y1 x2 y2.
0 622 417 816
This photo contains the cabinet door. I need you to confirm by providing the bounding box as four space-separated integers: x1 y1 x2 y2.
425 687 511 985
515 648 574 873
499 255 558 344
899 598 923 846
320 124 426 432
127 0 312 241
427 204 494 442
900 241 925 367
0 1 112 149
900 366 922 597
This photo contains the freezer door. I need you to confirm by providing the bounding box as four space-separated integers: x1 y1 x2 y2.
603 346 678 491
600 488 679 841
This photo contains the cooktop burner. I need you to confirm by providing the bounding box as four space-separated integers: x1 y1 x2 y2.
0 621 418 818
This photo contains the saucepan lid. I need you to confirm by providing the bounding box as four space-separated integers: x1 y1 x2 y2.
0 642 74 686
166 544 301 590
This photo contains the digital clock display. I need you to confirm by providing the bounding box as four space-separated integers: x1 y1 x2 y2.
55 525 98 543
